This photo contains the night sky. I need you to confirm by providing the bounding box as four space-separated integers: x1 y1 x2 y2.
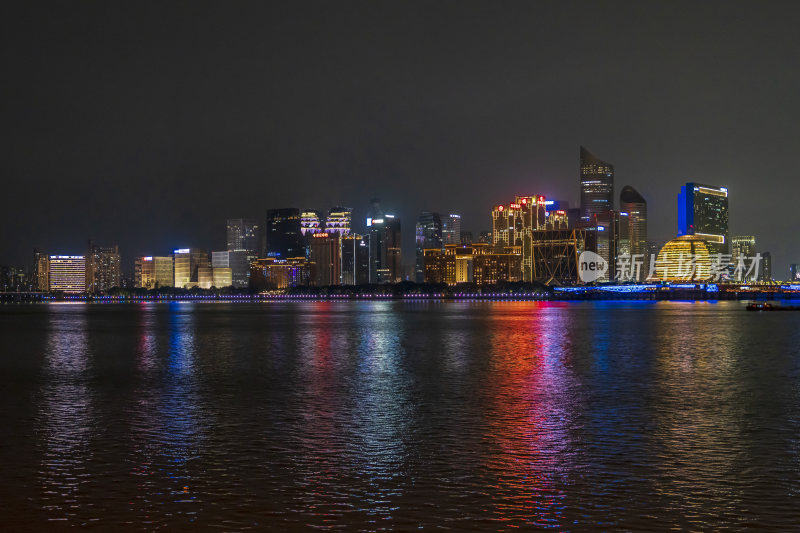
2 1 798 274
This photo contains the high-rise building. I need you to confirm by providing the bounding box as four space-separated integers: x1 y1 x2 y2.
731 236 757 281
460 231 473 245
325 207 353 236
546 209 569 230
134 256 174 289
760 252 772 282
423 245 456 284
494 195 558 281
593 211 620 282
678 183 729 254
545 199 570 229
580 146 614 222
85 241 120 293
442 214 462 245
173 248 209 288
212 250 251 288
300 210 323 237
309 233 341 286
492 205 511 247
513 196 547 281
33 249 49 292
48 255 86 293
341 234 370 285
266 208 304 259
415 212 443 283
211 251 241 288
789 264 800 282
366 202 402 284
493 197 547 264
619 185 648 281
617 212 631 257
226 218 260 255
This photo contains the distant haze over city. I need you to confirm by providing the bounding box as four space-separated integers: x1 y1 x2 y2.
2 2 798 274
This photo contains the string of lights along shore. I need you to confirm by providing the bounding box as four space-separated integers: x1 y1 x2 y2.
3 146 787 295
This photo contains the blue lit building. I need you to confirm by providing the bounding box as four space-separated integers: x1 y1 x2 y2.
677 183 729 254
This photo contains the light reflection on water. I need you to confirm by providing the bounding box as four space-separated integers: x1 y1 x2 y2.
127 304 205 527
37 306 94 523
0 301 797 530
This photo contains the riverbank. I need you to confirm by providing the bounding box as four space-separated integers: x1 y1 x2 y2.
2 286 799 303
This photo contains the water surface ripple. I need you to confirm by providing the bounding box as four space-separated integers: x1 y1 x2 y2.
1 301 799 530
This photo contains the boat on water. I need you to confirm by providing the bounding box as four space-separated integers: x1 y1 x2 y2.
746 303 800 311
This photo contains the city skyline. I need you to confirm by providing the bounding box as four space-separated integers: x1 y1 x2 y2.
9 148 775 281
2 2 798 274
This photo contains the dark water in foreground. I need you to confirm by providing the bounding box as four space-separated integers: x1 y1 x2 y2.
1 301 799 531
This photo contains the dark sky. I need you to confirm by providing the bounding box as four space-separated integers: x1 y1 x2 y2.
2 1 799 275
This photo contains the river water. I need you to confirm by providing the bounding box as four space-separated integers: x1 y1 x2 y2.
1 301 799 530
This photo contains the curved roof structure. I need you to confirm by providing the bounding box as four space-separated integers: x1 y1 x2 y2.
649 235 712 282
620 185 646 205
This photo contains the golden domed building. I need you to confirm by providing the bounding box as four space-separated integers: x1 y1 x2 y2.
648 235 713 282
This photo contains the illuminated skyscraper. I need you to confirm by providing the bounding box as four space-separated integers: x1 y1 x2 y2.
544 199 569 229
678 183 729 254
415 212 443 283
226 218 260 255
514 196 546 281
173 248 209 288
300 210 323 236
211 250 250 288
48 255 86 293
618 212 631 256
33 248 49 292
789 264 800 282
731 235 757 281
593 211 620 282
266 208 304 259
492 196 547 281
580 146 614 221
760 251 772 282
366 200 402 283
341 234 370 285
85 241 121 293
442 214 461 245
325 207 352 235
135 256 174 289
492 205 510 247
619 185 648 281
309 233 341 286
